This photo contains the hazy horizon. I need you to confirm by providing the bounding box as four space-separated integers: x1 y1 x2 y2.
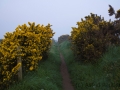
0 0 119 40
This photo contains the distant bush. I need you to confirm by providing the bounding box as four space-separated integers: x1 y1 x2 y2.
58 34 70 44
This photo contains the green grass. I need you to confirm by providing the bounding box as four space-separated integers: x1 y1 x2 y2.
5 40 120 90
59 40 120 90
8 43 62 90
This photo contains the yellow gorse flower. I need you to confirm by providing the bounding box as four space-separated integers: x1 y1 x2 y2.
29 66 33 71
12 63 21 73
0 22 55 89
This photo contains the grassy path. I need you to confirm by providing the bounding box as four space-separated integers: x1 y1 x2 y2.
58 47 74 90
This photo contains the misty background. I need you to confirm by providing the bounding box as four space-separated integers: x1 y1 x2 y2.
0 0 119 40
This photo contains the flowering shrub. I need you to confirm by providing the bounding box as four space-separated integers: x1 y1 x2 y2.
70 13 120 63
0 22 55 89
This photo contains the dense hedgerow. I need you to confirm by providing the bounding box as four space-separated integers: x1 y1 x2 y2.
70 5 120 63
0 22 55 90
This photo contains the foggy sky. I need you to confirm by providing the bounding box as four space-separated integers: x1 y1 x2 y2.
0 0 119 40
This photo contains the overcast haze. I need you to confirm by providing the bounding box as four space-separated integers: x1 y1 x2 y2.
0 0 119 40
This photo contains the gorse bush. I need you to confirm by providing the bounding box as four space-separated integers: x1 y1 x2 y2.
70 11 120 63
0 22 55 90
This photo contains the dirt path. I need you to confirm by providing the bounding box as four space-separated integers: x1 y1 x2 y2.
58 47 74 90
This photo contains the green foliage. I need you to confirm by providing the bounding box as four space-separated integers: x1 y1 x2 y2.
70 13 120 63
59 40 120 90
8 43 62 90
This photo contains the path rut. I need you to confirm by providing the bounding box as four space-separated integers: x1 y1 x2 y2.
59 47 74 90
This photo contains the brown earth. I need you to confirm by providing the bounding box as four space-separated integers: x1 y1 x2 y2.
59 47 74 90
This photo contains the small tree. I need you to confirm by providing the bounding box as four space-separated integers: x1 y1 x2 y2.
108 5 120 43
108 5 120 19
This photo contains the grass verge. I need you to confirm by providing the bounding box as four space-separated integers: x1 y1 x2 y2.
59 40 120 90
8 43 62 90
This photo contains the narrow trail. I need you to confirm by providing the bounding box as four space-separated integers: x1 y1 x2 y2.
58 47 74 90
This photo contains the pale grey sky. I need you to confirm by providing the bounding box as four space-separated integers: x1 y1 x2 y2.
0 0 119 40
